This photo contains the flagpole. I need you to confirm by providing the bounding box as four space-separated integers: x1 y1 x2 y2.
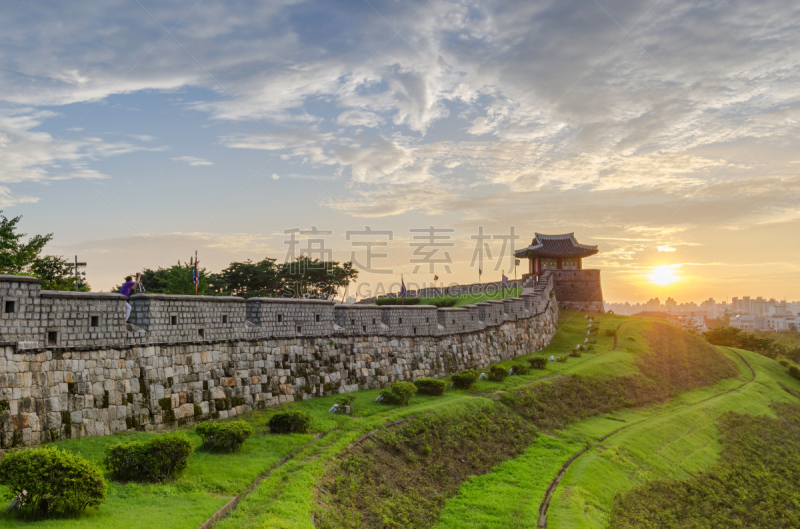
194 250 198 296
401 274 404 306
502 270 505 300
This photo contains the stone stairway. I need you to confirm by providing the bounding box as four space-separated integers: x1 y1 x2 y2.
521 275 537 295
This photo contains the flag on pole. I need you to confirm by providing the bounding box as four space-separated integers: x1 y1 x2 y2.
515 259 520 267
193 251 199 295
502 273 508 286
433 274 439 282
400 275 407 298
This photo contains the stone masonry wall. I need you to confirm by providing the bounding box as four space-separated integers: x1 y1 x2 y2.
0 271 559 447
552 269 604 314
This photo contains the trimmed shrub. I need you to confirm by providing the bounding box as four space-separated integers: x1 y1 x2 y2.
380 381 418 406
0 447 106 518
375 297 421 306
605 328 618 337
451 370 479 390
337 394 356 406
334 394 356 414
104 433 193 483
268 410 311 434
529 357 547 369
488 365 509 382
779 359 789 367
789 365 800 382
429 299 457 308
414 378 446 396
196 420 254 451
511 363 530 376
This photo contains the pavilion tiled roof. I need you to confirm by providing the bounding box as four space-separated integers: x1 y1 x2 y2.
514 233 599 259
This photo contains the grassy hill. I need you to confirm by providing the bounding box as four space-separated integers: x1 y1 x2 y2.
2 312 799 529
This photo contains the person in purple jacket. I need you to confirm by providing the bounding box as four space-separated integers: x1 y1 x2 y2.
120 273 141 321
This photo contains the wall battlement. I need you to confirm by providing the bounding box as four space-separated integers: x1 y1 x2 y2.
0 272 559 448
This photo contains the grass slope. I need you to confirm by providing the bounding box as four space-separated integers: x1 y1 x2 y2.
435 323 748 529
315 401 538 528
609 401 800 528
547 348 800 529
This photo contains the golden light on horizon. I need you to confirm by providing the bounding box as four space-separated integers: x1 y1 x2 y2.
648 265 680 286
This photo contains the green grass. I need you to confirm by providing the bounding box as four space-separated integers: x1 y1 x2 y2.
608 400 800 528
434 336 755 529
436 435 583 529
0 420 310 529
547 347 800 529
416 287 522 307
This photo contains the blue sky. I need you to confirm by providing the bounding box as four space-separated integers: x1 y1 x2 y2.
1 0 799 301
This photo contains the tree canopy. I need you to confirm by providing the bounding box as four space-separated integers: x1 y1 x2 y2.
0 212 88 291
703 326 790 359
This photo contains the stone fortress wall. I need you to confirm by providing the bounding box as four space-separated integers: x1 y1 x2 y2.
0 271 559 448
550 269 604 313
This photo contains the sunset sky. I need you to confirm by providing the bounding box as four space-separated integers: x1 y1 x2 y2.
1 0 798 302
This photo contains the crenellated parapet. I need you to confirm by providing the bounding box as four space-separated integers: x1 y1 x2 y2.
0 271 558 352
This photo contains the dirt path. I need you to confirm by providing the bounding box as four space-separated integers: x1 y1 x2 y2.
536 348 755 529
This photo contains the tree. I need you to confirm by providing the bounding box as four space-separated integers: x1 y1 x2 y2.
703 326 786 358
0 212 89 291
208 258 282 298
127 258 210 295
279 257 358 299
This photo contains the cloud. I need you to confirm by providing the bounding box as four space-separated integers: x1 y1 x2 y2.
2 0 800 298
171 156 213 166
0 107 163 189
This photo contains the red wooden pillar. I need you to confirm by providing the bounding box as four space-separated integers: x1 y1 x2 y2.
557 257 562 269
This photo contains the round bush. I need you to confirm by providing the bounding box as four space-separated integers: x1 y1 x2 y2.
0 447 106 518
511 364 530 376
380 381 418 406
104 433 193 483
269 410 311 434
451 370 479 390
487 365 509 382
788 365 800 381
196 420 254 451
528 357 547 369
413 378 446 396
